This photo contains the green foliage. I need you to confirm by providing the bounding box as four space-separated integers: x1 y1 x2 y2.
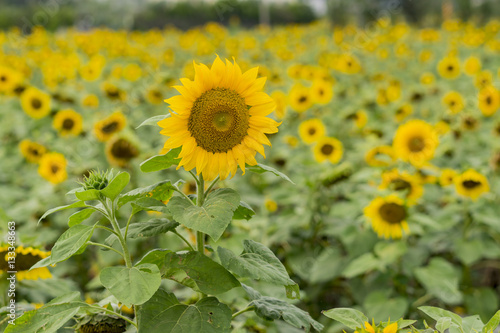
140 148 182 173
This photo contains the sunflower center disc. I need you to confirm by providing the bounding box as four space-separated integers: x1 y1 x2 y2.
390 179 411 192
321 143 334 155
462 180 481 189
62 118 75 130
378 202 406 224
111 139 138 159
31 98 42 110
188 88 249 153
409 136 425 152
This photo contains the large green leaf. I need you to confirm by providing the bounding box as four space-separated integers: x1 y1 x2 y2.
242 285 323 332
415 258 462 305
140 147 181 173
127 218 179 238
246 163 295 184
163 251 240 295
418 306 463 329
135 249 172 269
362 290 408 323
48 224 96 265
218 240 298 298
68 209 95 227
137 289 232 333
38 200 87 224
100 171 130 200
167 188 240 241
342 253 381 278
118 180 175 208
322 307 368 330
100 264 161 307
232 201 255 220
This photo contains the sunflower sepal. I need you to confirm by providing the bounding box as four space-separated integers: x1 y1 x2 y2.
140 147 181 173
246 163 294 184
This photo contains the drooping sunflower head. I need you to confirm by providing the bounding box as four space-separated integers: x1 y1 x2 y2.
19 139 47 163
454 169 489 200
313 137 343 164
20 87 52 119
298 118 326 144
94 112 127 142
53 109 83 137
38 152 68 185
105 136 139 167
0 245 51 281
364 195 409 239
158 56 279 181
393 119 439 167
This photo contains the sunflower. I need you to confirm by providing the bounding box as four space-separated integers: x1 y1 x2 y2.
379 169 423 205
361 321 398 333
313 137 343 164
102 82 126 101
420 72 435 85
182 181 198 195
264 198 278 213
474 71 493 89
82 94 99 108
364 195 409 239
365 145 396 167
393 119 439 167
105 136 139 167
289 84 313 113
442 91 464 114
439 168 458 186
478 86 500 116
311 80 333 105
298 118 326 144
454 169 489 200
348 110 367 128
94 112 127 142
158 57 279 181
271 90 287 119
0 245 52 281
146 87 164 105
53 109 83 137
395 103 413 122
38 152 68 184
20 87 51 119
437 56 460 79
123 63 142 82
464 56 481 76
19 139 47 163
434 120 451 135
0 66 22 94
461 115 479 131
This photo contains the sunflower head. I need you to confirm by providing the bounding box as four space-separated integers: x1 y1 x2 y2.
313 137 343 164
53 109 83 137
0 245 51 281
393 119 439 167
38 152 68 185
298 118 326 144
21 87 52 119
364 195 409 239
105 137 139 167
80 169 112 191
19 139 47 163
158 56 279 181
454 169 489 200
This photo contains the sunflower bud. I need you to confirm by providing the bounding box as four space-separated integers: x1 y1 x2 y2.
80 170 111 191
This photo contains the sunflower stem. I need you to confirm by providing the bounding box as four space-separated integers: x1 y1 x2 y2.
196 176 205 254
232 306 255 319
87 241 125 258
204 176 220 197
173 230 195 251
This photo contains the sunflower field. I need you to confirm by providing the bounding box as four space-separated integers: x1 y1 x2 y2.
1 13 500 333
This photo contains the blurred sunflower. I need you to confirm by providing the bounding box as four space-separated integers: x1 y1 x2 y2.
464 56 481 76
102 82 126 101
395 103 413 122
82 94 99 108
478 86 500 116
21 87 51 119
105 136 139 167
437 56 460 79
461 115 479 131
365 145 396 167
454 169 489 200
298 118 325 144
393 119 439 167
442 91 464 114
271 90 287 119
0 245 51 281
146 88 164 105
0 66 22 94
311 80 333 104
289 84 313 113
474 71 493 89
347 110 367 128
53 109 83 137
94 112 127 142
439 168 458 186
38 152 67 184
158 56 279 181
379 169 423 204
313 137 343 164
264 198 278 213
19 139 47 163
364 195 409 239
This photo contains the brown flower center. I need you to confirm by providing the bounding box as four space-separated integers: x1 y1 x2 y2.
31 98 42 110
62 118 75 130
321 143 334 155
408 136 425 152
462 180 481 189
101 121 119 134
378 202 406 224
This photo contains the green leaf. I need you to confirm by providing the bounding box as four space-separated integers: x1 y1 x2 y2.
118 180 175 208
342 253 381 278
135 249 172 270
247 163 295 184
163 251 240 295
484 310 500 333
140 147 181 173
100 263 162 307
465 288 498 323
38 201 87 224
462 315 484 333
217 240 298 299
127 218 179 238
4 303 82 333
68 209 95 227
75 189 101 201
322 307 368 330
374 241 407 265
418 306 463 328
415 258 462 305
136 114 169 129
232 201 255 220
167 188 240 241
363 291 408 323
49 224 96 265
436 317 451 333
244 285 323 332
131 198 167 215
100 172 130 200
137 289 232 333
